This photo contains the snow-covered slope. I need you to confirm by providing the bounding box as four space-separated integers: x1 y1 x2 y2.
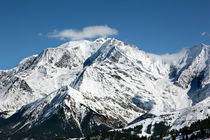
0 39 103 117
0 38 209 139
124 97 210 137
0 85 125 139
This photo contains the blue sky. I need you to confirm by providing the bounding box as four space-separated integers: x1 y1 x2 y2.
0 0 210 69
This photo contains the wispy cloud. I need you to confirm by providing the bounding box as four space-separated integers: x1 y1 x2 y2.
38 32 43 36
47 25 118 40
201 32 206 36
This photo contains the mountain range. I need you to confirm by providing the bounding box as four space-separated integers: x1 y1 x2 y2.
0 38 209 139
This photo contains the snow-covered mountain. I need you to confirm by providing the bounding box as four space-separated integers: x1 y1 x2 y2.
0 38 209 139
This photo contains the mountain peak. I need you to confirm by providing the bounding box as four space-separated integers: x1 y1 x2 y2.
189 43 209 52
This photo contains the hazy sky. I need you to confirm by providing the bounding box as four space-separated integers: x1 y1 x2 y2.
0 0 210 69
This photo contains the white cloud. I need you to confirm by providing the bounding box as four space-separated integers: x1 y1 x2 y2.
201 32 206 36
47 25 118 40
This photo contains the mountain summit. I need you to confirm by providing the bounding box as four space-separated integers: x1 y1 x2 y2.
0 38 209 139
